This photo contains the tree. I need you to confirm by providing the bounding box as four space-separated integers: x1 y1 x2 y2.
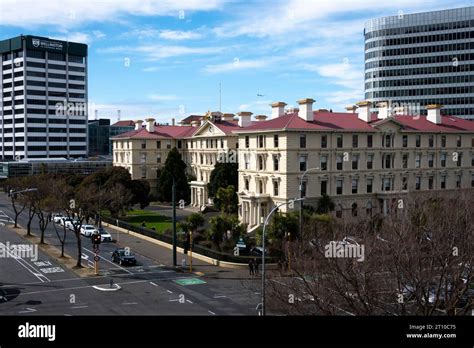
207 162 238 210
207 214 245 250
316 193 335 214
130 179 151 209
5 177 27 228
35 175 55 244
187 213 205 234
157 148 190 203
264 192 473 316
215 185 238 214
17 176 39 236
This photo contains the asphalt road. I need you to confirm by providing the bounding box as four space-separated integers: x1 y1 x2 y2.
0 192 260 316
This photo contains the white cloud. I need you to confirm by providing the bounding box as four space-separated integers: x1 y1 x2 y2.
148 94 178 101
204 58 279 74
238 99 272 113
92 30 106 39
0 0 226 28
159 30 203 40
52 32 92 44
142 67 160 72
99 44 225 60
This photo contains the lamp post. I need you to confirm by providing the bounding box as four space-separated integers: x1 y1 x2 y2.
298 167 320 238
170 173 177 267
261 198 304 316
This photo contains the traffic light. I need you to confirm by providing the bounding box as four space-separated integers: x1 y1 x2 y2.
92 233 101 245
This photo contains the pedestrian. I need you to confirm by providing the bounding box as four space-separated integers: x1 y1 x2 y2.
248 259 254 276
254 258 259 275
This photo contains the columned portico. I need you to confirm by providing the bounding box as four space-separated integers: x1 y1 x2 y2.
190 181 209 208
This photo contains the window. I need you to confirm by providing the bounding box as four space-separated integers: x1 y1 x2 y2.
273 155 279 171
336 134 343 148
274 134 279 148
320 181 327 195
456 136 462 147
166 140 171 149
402 176 408 190
245 136 249 148
156 153 161 164
402 135 408 147
441 176 446 189
428 176 434 190
416 135 421 147
259 181 264 194
299 155 307 171
415 154 421 168
352 154 359 170
273 181 279 196
141 167 147 179
245 179 249 191
402 154 408 169
200 154 203 164
456 175 461 188
428 135 434 147
244 154 250 170
300 134 306 148
258 135 265 148
321 135 327 148
441 135 446 148
428 154 434 168
471 174 474 188
384 154 392 169
336 179 343 195
220 139 224 148
320 155 327 171
457 152 462 167
351 203 358 217
415 176 421 190
177 140 182 149
383 178 392 191
301 181 307 197
336 154 343 170
367 178 373 193
352 134 358 148
441 153 446 167
366 154 373 170
140 153 147 163
367 134 373 148
258 155 265 171
366 202 373 216
472 154 474 166
384 134 391 148
155 140 161 149
352 179 358 194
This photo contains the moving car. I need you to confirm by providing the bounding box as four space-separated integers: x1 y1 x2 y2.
111 248 137 266
97 228 112 242
80 225 97 237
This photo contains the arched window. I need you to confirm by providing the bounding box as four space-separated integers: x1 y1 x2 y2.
366 202 373 216
351 203 358 217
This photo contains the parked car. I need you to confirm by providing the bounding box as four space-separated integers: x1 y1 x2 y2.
250 247 268 257
61 218 73 227
80 225 97 237
66 219 80 231
111 248 137 266
52 214 65 223
97 228 112 242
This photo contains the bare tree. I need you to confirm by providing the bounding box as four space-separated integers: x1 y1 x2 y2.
6 177 27 228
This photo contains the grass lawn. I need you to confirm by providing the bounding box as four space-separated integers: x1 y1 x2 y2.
121 209 172 234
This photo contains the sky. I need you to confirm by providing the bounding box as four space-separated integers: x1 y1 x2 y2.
0 0 472 124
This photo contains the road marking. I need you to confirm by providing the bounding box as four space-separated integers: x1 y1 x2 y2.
186 300 193 304
122 302 138 305
0 242 50 283
213 295 226 299
149 282 158 286
169 299 180 302
166 290 173 294
82 246 133 275
18 308 37 314
71 305 88 309
208 310 216 315
174 278 206 286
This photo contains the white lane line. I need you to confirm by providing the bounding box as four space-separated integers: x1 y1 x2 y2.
186 300 193 304
149 282 158 286
71 305 88 309
169 299 180 302
166 290 173 294
208 310 216 315
18 308 37 314
213 295 226 299
122 302 138 305
82 246 133 275
0 242 50 283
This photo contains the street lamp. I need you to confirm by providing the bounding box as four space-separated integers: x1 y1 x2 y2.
165 171 177 267
9 188 38 197
261 197 304 316
299 167 320 238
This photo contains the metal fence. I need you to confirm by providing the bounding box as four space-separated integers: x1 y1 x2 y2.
101 216 274 264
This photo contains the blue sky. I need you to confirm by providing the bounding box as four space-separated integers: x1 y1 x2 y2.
0 0 471 124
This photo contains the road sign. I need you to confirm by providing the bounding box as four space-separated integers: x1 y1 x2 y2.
174 278 206 286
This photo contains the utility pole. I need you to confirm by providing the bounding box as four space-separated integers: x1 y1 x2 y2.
189 231 193 272
171 173 177 267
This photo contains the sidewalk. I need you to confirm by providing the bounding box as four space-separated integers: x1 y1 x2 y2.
104 222 254 280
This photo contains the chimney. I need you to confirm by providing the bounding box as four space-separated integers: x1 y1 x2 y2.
271 102 287 118
345 105 357 113
255 115 268 122
117 109 121 121
191 120 200 127
238 111 253 127
426 104 442 124
356 101 372 122
222 113 235 121
145 118 155 132
172 118 175 126
134 120 143 130
377 101 390 119
297 98 315 122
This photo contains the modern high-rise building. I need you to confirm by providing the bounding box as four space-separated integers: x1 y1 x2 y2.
364 7 474 119
0 35 88 160
88 118 110 156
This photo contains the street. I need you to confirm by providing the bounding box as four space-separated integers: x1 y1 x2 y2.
0 192 260 316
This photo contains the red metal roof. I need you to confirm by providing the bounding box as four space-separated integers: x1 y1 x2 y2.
391 115 474 132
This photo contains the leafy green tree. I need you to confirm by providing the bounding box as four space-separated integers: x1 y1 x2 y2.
186 213 205 233
207 214 245 250
207 162 238 199
267 212 299 241
316 193 335 214
157 147 190 203
215 185 238 214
